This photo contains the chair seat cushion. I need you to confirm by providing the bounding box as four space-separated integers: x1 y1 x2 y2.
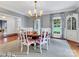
36 38 48 44
22 39 35 45
36 39 41 44
27 40 35 45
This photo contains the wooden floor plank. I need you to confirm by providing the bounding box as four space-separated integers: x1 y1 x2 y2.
0 35 18 44
67 40 79 57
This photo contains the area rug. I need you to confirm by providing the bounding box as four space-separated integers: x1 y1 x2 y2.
0 39 75 57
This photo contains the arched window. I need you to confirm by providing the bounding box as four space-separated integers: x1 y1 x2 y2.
67 17 71 30
72 17 76 30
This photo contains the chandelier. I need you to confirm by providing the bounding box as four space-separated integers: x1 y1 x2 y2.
28 1 43 20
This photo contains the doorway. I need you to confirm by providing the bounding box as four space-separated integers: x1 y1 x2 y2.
0 20 7 37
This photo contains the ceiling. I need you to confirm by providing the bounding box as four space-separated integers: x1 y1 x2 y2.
0 1 79 16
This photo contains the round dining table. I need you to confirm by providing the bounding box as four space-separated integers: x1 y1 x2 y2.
27 34 41 46
27 34 41 40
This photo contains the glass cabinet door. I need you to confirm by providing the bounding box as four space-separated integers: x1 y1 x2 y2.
67 17 71 30
72 17 76 30
67 16 76 30
66 14 78 42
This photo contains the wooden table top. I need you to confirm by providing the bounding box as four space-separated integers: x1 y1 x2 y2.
27 34 40 40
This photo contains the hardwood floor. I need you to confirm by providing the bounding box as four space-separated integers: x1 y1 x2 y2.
67 40 79 57
0 35 17 44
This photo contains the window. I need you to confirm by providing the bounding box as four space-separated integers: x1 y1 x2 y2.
67 16 76 30
67 17 71 30
72 17 76 30
53 19 61 34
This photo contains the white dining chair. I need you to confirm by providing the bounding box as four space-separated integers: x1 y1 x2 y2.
46 32 51 44
19 30 36 54
36 31 48 54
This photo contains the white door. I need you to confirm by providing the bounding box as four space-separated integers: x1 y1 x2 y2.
52 17 62 38
66 14 78 42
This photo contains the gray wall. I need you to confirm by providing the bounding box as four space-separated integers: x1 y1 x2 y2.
41 15 50 28
22 17 33 28
0 7 32 28
25 18 33 27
